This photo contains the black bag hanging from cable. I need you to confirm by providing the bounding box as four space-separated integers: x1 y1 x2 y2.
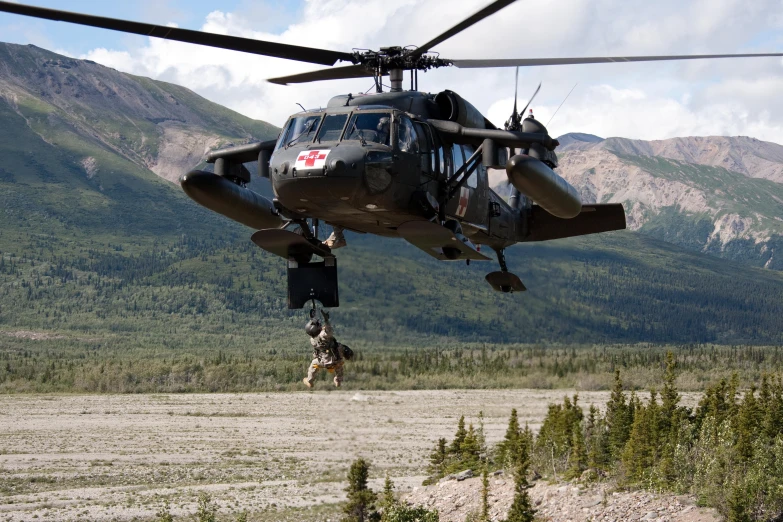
287 257 339 309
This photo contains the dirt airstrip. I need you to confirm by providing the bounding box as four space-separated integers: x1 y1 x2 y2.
0 390 712 521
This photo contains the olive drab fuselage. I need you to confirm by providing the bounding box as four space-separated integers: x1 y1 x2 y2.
269 90 523 252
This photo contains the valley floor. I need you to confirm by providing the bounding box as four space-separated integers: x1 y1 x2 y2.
0 390 704 521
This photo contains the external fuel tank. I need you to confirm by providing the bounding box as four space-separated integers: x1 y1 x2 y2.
505 155 582 219
180 170 283 230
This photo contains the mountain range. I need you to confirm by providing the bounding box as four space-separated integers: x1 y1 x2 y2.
1 42 782 344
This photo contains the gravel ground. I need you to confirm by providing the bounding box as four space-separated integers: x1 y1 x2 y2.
0 390 702 521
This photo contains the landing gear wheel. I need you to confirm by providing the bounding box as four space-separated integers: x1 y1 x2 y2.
485 248 526 293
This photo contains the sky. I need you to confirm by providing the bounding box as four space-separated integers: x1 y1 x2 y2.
1 0 783 142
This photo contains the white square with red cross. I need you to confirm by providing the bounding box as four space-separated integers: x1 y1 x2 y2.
295 149 330 170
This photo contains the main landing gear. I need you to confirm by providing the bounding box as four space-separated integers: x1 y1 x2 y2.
485 248 526 293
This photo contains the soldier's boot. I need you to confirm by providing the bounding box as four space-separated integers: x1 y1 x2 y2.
333 363 344 388
323 228 346 250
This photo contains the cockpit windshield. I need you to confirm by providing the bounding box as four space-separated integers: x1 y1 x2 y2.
275 114 323 150
344 113 391 146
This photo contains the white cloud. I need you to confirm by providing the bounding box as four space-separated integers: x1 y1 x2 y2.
76 0 783 143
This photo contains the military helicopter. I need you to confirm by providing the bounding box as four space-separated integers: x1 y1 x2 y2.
2 0 782 308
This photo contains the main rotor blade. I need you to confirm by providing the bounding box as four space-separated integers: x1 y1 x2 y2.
412 0 517 57
0 1 354 66
452 52 783 68
267 65 373 85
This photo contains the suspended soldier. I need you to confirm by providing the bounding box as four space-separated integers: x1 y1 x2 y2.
303 308 353 388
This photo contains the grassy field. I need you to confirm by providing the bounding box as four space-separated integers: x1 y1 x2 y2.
2 333 781 393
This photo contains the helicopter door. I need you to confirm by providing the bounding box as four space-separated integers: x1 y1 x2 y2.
462 144 488 223
444 143 469 219
413 122 435 180
396 115 420 187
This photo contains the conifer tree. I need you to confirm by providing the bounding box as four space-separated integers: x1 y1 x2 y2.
459 423 482 471
585 404 609 470
606 370 631 459
520 423 534 457
568 419 587 479
660 351 681 437
505 436 536 522
343 458 378 522
622 391 660 483
497 409 520 468
762 375 783 439
449 415 467 456
381 475 395 510
476 410 487 461
427 438 448 478
735 386 759 461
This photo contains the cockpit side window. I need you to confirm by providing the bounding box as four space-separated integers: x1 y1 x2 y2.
316 114 348 142
344 113 391 145
274 119 294 151
397 116 419 154
276 114 322 149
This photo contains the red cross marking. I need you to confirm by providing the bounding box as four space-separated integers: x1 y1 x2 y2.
298 151 327 167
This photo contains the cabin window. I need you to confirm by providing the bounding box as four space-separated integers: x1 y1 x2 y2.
451 143 465 175
397 116 419 154
431 130 444 176
414 122 433 176
316 114 348 142
275 114 322 149
344 113 391 145
462 144 478 188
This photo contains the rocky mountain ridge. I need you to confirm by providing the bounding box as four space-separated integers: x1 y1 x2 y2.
0 43 277 184
494 132 783 269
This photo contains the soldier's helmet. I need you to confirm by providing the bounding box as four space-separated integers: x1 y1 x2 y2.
305 320 322 337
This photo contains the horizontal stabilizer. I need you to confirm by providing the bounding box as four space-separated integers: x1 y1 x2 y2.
524 203 626 242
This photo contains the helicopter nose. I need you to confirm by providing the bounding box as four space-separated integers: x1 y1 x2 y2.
272 147 366 210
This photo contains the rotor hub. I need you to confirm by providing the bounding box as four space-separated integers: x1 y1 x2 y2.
351 47 452 76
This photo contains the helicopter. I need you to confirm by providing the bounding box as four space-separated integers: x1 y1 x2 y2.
2 0 782 309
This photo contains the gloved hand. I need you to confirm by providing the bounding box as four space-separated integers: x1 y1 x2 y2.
309 308 317 319
322 310 330 321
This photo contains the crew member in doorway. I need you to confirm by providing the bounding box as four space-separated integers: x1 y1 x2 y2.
303 308 353 388
323 225 346 250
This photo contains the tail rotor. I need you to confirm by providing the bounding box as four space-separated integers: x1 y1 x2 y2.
504 67 540 132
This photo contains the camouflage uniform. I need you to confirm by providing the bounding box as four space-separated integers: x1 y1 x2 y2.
304 315 345 387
